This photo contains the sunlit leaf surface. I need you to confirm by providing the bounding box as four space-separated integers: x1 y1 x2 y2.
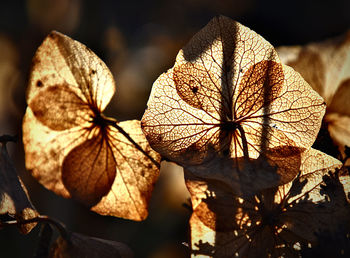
186 149 350 257
23 31 160 221
0 142 39 234
142 16 325 192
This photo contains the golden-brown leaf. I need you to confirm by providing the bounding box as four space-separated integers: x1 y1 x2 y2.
23 31 160 221
142 16 325 192
0 142 39 234
186 149 350 257
49 232 133 258
277 31 350 105
277 31 350 153
325 113 350 151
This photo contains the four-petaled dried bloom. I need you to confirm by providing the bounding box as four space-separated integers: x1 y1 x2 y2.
18 14 349 256
22 31 160 221
141 16 326 193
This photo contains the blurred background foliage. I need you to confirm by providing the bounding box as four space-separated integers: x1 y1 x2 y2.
0 0 349 257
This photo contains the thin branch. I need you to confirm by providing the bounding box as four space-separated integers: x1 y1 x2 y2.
0 134 18 144
0 215 70 240
237 124 249 160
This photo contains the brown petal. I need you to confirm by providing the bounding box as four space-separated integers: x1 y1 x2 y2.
174 63 222 114
29 84 92 131
235 60 284 118
62 134 116 207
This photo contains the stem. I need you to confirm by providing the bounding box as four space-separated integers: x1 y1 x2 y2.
0 215 70 240
237 124 249 160
0 134 18 144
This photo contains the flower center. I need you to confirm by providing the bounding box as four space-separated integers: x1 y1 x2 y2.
92 112 107 127
220 120 238 132
90 110 116 132
260 204 282 230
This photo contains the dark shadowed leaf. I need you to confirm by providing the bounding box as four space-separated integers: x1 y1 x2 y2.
23 31 160 221
49 232 133 258
34 223 54 258
0 141 39 234
185 145 303 196
186 148 350 257
142 16 325 193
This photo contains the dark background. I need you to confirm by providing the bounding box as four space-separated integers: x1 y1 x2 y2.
0 0 349 257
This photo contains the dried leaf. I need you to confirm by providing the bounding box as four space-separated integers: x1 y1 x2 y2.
23 31 160 221
277 31 350 105
0 142 39 234
142 16 325 192
183 145 304 196
277 31 350 152
49 232 133 258
186 148 350 257
324 113 350 151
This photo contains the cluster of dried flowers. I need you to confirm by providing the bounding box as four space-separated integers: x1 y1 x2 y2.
2 15 349 257
141 16 350 257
